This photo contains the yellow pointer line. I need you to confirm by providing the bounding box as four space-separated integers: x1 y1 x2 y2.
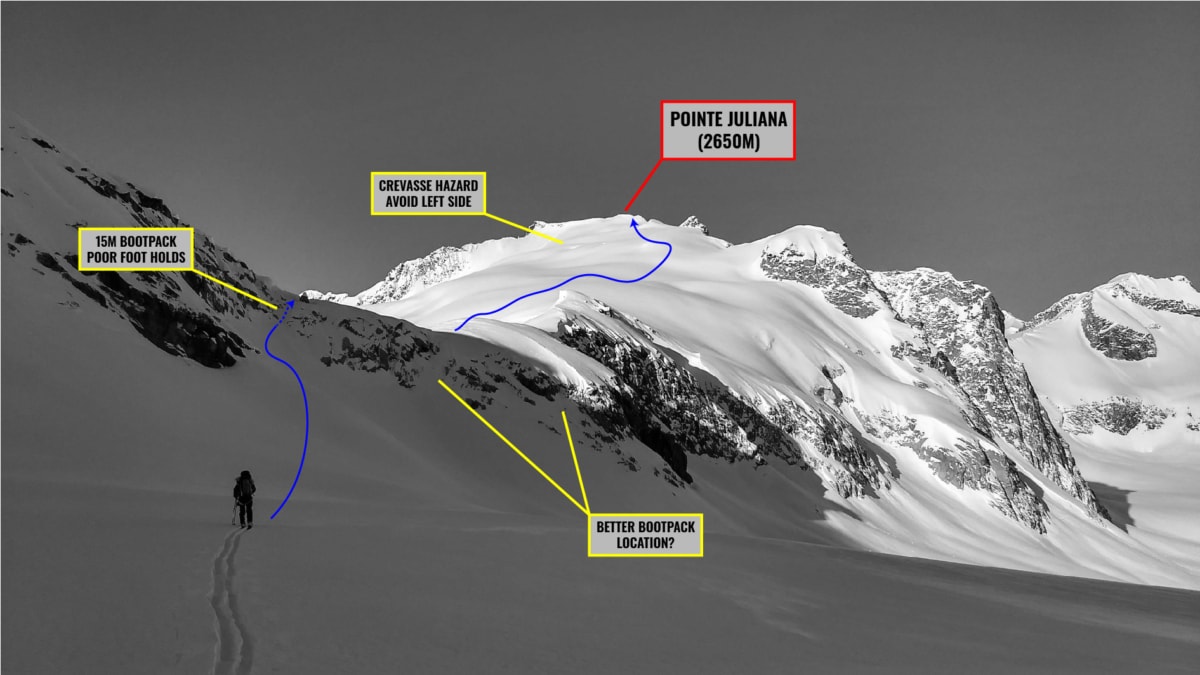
191 269 279 310
485 213 564 244
438 379 589 516
562 410 590 514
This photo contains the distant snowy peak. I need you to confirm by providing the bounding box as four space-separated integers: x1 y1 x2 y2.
1027 274 1200 329
1020 273 1199 362
1011 273 1200 454
303 245 475 306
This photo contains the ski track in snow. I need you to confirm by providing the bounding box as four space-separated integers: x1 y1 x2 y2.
210 527 254 675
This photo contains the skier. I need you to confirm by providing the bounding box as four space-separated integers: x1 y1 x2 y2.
233 470 256 529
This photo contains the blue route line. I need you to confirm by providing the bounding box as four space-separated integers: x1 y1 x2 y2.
264 300 310 519
454 217 672 331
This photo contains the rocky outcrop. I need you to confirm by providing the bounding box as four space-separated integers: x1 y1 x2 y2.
678 215 709 235
318 315 440 387
764 398 890 498
75 173 181 227
1081 297 1157 361
553 304 895 496
1063 397 1175 436
556 316 741 483
872 269 1107 520
33 247 251 368
862 411 1049 531
4 125 282 369
1025 292 1087 331
761 244 887 318
1121 285 1200 318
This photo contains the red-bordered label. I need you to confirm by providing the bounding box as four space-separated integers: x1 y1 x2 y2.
660 99 796 161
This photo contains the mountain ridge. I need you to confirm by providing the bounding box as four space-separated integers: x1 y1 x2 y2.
6 119 1198 589
299 209 1199 583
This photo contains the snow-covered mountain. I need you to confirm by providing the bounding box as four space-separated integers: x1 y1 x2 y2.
1010 273 1200 575
305 207 1199 585
5 118 1199 672
1014 272 1200 438
871 268 1103 517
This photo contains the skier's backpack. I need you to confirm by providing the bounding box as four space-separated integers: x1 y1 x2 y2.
234 476 252 502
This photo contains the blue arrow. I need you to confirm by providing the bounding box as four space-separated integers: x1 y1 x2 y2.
264 299 310 519
454 218 673 331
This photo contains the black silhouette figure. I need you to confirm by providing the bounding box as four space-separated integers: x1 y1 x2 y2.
233 470 256 529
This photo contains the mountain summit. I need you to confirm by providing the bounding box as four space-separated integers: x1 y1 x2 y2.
6 119 1199 673
9 113 1196 585
305 212 1199 584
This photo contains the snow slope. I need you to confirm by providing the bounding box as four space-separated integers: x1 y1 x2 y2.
6 247 1200 674
1011 273 1200 577
309 213 1199 589
5 119 1200 672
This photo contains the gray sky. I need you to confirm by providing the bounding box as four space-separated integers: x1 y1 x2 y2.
4 2 1197 317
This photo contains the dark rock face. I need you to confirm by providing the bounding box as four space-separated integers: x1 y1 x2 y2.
872 269 1107 520
75 173 180 227
760 245 885 318
33 244 251 368
862 411 1049 531
765 398 890 498
929 350 958 383
318 315 439 387
890 341 962 386
556 318 727 483
189 239 278 322
1080 297 1157 361
1063 397 1174 436
6 142 284 369
1121 287 1200 318
556 309 766 481
96 271 249 368
553 305 892 496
